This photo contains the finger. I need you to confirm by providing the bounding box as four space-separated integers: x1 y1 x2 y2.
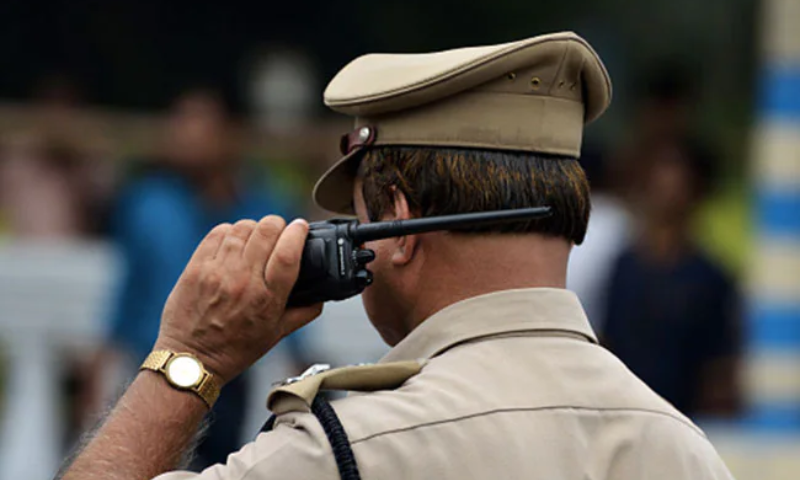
281 303 324 335
216 219 258 260
263 219 309 302
243 215 286 273
190 223 231 263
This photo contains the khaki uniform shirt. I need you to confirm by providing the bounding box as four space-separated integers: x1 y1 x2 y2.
156 288 734 480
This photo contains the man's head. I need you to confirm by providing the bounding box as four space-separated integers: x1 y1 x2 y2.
635 138 716 224
351 146 591 343
162 89 237 171
312 32 612 342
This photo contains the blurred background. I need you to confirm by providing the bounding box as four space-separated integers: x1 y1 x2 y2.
0 0 797 478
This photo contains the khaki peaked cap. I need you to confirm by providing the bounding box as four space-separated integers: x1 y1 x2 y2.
314 31 612 214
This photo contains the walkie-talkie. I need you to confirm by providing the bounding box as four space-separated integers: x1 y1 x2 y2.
286 206 552 306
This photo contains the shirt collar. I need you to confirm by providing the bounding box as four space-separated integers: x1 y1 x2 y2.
380 288 597 363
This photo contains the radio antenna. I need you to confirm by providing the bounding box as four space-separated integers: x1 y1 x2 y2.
351 206 552 243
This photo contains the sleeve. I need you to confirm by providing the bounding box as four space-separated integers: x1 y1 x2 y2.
152 413 340 480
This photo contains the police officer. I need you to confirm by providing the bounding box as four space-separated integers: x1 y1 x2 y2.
59 32 734 480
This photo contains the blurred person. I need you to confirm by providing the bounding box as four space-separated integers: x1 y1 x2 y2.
569 65 697 313
60 33 733 480
567 146 631 330
0 74 116 239
601 137 741 418
0 133 88 237
85 88 304 470
613 64 697 204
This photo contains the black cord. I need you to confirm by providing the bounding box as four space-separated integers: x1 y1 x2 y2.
259 414 277 434
311 395 362 480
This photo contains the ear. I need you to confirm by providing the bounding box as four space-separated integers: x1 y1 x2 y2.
389 188 418 266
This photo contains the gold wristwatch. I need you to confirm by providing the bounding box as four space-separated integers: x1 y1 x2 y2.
140 350 221 408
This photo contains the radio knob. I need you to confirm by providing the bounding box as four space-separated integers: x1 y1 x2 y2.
354 249 376 265
355 269 373 287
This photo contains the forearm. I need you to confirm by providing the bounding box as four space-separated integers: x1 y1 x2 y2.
59 370 208 480
55 217 319 479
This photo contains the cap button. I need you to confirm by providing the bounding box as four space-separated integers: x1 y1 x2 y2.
358 127 371 141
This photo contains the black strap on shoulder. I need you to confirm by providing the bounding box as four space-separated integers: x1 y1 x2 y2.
260 414 277 434
311 396 362 480
260 395 361 480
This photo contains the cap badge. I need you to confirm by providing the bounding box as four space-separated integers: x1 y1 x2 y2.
340 125 378 155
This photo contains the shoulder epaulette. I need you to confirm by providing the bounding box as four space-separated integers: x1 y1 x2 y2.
267 360 424 414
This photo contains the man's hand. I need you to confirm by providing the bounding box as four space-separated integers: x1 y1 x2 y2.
58 216 321 480
155 216 322 385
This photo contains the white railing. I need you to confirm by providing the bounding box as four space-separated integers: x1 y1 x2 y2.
0 240 119 480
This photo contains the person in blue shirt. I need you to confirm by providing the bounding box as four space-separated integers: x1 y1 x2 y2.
99 89 306 468
601 137 741 419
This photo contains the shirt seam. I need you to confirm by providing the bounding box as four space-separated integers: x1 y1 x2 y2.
350 405 705 445
427 329 596 361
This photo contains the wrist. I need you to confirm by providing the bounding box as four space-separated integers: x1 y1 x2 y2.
152 337 229 384
141 348 223 408
137 368 209 411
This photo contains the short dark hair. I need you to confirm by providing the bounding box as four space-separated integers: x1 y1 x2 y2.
359 147 591 245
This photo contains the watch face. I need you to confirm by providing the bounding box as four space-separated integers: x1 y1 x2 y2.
166 355 203 388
